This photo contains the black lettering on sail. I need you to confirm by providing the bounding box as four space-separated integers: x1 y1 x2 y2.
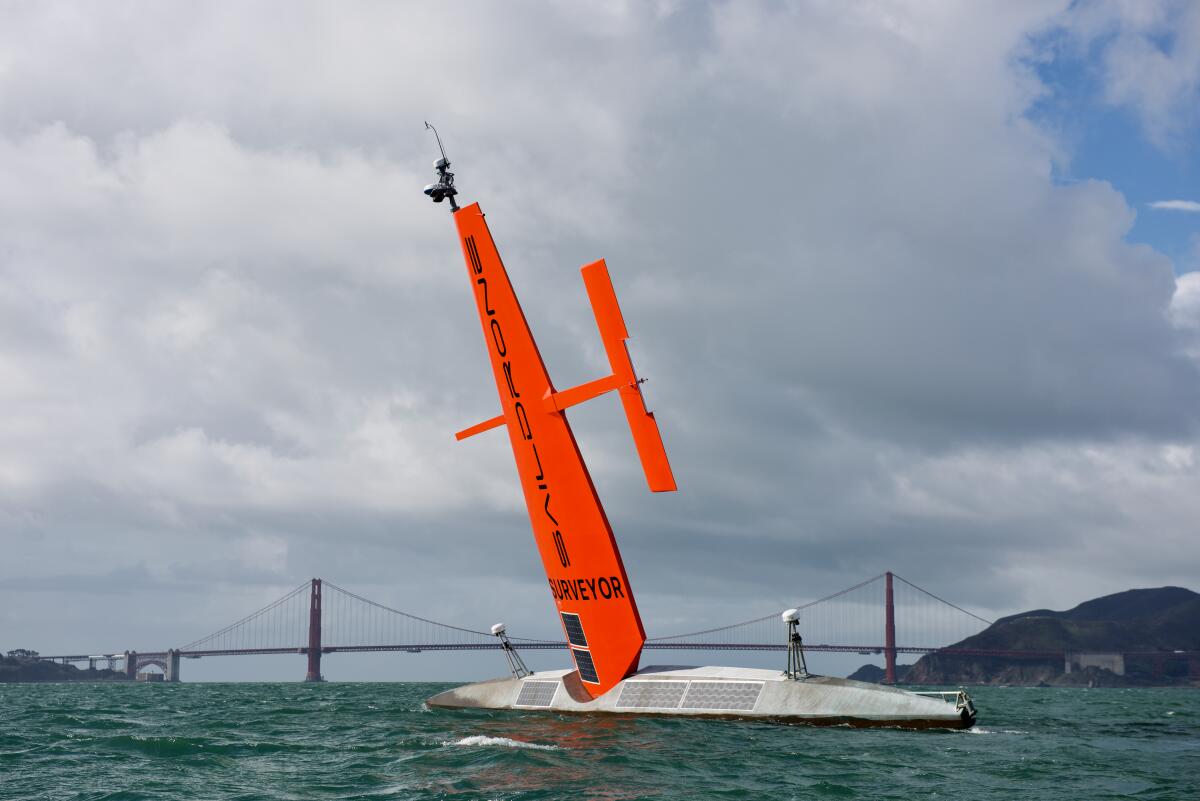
503 361 519 399
466 236 484 275
553 530 570 567
515 402 532 440
477 277 495 316
531 443 545 483
490 319 506 357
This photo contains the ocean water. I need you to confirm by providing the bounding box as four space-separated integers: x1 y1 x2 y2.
1 682 1197 800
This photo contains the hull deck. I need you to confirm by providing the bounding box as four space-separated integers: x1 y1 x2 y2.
427 665 977 729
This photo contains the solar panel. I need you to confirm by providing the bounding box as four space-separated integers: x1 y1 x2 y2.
572 648 599 684
560 612 588 648
616 681 688 709
514 680 559 707
680 681 763 712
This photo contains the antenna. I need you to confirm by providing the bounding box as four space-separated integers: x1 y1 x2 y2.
782 609 809 680
491 622 531 679
426 121 449 163
422 121 459 211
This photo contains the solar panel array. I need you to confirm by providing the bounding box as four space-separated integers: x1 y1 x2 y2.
571 648 599 684
514 680 559 707
508 677 765 712
681 681 762 711
616 680 689 709
614 680 764 712
560 612 588 648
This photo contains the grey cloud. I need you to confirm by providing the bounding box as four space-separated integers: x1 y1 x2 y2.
1 2 1198 677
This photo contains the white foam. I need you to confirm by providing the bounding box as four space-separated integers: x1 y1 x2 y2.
445 735 558 751
963 727 1028 735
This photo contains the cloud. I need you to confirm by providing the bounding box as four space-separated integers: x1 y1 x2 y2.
1150 199 1200 212
0 2 1198 677
1063 0 1200 150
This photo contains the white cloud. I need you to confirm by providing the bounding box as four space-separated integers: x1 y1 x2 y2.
1169 271 1200 364
1064 0 1200 150
1150 199 1200 212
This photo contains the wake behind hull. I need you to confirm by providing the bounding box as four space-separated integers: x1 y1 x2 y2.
426 665 976 729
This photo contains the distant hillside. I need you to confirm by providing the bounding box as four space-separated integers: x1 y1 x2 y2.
846 663 910 683
0 655 130 683
903 586 1200 686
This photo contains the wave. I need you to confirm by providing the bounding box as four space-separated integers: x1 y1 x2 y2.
97 734 297 757
444 735 558 751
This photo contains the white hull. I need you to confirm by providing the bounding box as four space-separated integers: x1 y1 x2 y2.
427 665 977 729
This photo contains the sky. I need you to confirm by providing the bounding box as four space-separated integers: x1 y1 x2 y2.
1 1 1199 682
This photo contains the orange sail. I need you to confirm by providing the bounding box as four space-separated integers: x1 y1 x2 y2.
452 202 675 697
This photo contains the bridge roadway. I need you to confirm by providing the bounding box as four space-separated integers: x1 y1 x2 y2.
43 642 1098 663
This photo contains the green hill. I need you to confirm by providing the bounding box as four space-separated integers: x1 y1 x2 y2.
0 655 130 683
903 586 1199 686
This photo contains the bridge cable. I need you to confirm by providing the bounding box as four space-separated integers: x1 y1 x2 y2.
321 581 497 640
647 573 887 642
892 573 992 625
178 580 310 651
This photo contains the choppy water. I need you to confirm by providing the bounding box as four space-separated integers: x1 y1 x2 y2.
2 682 1197 800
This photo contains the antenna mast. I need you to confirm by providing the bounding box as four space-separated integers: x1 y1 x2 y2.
422 121 459 211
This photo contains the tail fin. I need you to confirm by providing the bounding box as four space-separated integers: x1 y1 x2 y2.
452 202 675 697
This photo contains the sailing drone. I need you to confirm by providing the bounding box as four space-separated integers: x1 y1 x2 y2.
419 125 976 728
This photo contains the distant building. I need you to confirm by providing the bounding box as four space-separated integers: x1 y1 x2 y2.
6 648 39 658
1065 652 1125 676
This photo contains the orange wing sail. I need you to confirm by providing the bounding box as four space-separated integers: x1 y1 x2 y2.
451 202 675 697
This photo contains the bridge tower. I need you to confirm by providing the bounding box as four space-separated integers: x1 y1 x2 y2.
166 649 181 682
123 651 137 680
304 578 324 682
884 571 897 684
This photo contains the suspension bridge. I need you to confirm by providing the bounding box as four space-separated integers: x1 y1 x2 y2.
38 572 1034 682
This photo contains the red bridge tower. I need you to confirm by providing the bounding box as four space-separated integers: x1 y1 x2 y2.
305 578 324 682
